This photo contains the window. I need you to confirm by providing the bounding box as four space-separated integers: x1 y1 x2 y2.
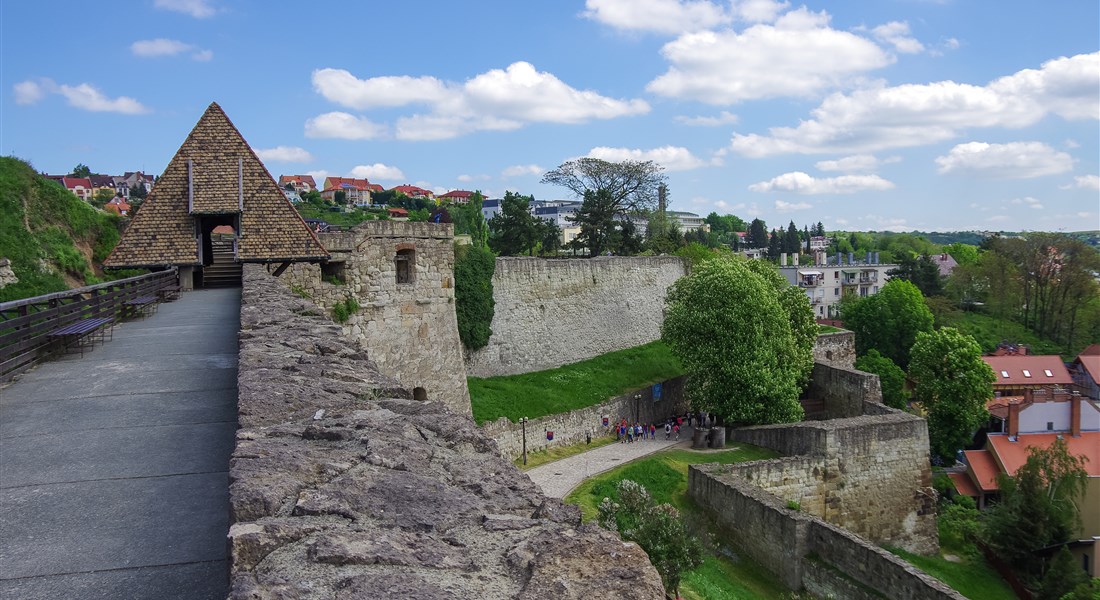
834 288 839 296
834 271 839 279
1001 371 1010 378
1023 370 1031 378
1044 369 1053 377
1047 422 1054 431
320 261 346 285
395 248 415 284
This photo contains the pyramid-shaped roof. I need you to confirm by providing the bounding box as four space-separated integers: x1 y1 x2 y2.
105 102 328 268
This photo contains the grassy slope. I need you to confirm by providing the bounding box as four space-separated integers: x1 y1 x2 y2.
889 548 1014 600
943 310 1080 359
468 340 685 424
0 157 125 301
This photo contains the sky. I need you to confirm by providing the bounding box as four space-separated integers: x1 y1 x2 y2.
2 0 1098 233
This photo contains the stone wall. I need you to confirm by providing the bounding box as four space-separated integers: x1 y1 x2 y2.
813 330 856 368
281 221 470 415
465 256 687 377
482 376 690 460
809 361 883 419
229 265 666 599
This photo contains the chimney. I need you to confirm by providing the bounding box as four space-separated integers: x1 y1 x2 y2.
781 252 788 266
848 252 854 265
792 253 799 266
874 251 880 264
658 184 667 214
1070 395 1082 437
1008 401 1021 437
866 251 872 263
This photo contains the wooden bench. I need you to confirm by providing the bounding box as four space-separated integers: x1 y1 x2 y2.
123 295 158 320
48 317 114 356
158 285 181 302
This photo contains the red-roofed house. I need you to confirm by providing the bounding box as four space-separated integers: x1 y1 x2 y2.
46 176 94 201
1073 347 1100 401
437 190 474 205
392 184 434 201
104 197 132 216
321 177 375 206
278 175 317 194
981 354 1074 397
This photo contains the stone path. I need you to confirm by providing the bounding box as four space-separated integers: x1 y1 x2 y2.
526 426 696 498
0 288 240 600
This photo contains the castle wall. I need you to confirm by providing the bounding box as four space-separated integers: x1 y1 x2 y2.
809 361 883 419
464 256 687 377
813 330 856 368
281 221 470 415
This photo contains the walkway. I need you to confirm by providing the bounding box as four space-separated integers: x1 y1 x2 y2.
527 426 696 498
0 288 240 600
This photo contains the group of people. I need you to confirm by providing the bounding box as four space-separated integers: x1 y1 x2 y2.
611 412 715 444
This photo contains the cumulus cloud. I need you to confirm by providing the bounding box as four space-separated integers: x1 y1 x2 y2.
935 142 1074 178
304 112 388 140
582 0 730 34
1070 174 1100 190
867 21 924 54
647 8 891 104
815 154 899 173
349 163 405 181
311 62 648 141
749 171 895 194
154 0 218 18
675 111 739 126
13 80 45 105
501 164 544 178
255 146 313 163
775 199 813 211
585 145 715 172
729 52 1099 156
41 81 148 114
731 0 789 23
1009 196 1045 210
457 174 491 182
131 39 213 61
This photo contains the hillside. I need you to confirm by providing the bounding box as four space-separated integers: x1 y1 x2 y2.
0 157 127 302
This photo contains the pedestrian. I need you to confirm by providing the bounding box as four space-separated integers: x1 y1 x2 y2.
664 422 671 440
674 423 680 440
688 413 693 427
649 423 656 440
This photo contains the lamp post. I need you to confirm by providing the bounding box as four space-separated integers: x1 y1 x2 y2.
633 393 642 423
521 417 529 465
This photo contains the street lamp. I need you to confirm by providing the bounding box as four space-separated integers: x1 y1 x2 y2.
520 417 529 465
633 393 642 423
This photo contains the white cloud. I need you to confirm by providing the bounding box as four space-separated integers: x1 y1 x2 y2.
154 0 217 18
192 49 214 61
304 112 388 140
312 62 648 141
729 52 1099 156
749 171 895 194
775 199 813 211
585 145 715 172
647 8 891 104
731 0 789 23
935 142 1074 178
57 83 149 114
814 154 899 173
675 111 739 126
131 39 212 61
1009 196 1045 210
582 0 730 34
867 21 924 54
501 164 543 178
349 163 405 181
13 80 45 105
254 146 313 163
305 170 330 183
1071 174 1100 191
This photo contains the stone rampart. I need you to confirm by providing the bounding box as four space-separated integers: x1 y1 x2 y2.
482 377 690 460
813 330 855 368
464 256 687 377
229 265 665 599
809 361 883 419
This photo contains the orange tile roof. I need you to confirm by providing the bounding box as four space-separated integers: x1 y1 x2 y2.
963 450 1002 492
1076 355 1100 385
988 433 1100 478
981 355 1073 386
948 472 980 498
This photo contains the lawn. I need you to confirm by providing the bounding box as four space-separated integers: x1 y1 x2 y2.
941 310 1082 359
468 341 685 425
888 548 1015 600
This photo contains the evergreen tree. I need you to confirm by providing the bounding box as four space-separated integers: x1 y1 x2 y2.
748 218 767 248
766 229 783 259
785 221 801 254
570 189 617 257
488 191 537 256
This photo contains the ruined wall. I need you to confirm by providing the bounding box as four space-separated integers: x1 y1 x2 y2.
465 256 687 377
230 265 666 599
482 377 690 460
813 330 855 368
282 221 470 415
809 361 883 419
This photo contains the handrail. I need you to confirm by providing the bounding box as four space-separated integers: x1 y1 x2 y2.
0 269 178 381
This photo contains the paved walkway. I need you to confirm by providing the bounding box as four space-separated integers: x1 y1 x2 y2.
0 288 240 600
527 426 696 498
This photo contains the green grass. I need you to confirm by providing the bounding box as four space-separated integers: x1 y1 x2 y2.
681 554 807 600
888 548 1015 600
294 203 389 227
817 324 844 333
945 311 1077 359
515 434 618 470
468 341 685 424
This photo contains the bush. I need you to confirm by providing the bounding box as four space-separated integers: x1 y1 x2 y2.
454 243 495 350
331 295 359 323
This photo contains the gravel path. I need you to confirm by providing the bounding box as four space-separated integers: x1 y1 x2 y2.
526 426 696 498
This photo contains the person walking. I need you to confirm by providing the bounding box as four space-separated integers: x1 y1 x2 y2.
664 422 671 440
649 423 656 440
673 423 680 440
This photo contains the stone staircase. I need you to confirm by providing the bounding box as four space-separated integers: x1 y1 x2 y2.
203 236 241 288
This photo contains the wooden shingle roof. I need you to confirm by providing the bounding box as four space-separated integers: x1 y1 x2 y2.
105 102 328 268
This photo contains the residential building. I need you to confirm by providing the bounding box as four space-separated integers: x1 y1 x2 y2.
282 189 302 203
104 197 132 216
808 236 828 252
935 252 959 278
481 198 501 222
779 253 896 319
44 176 94 201
1071 344 1100 401
437 190 474 205
89 175 119 200
121 171 155 195
321 177 374 206
669 211 708 234
391 184 434 201
981 354 1075 398
278 175 317 194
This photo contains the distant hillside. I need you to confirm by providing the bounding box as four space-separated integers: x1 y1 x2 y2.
0 157 128 302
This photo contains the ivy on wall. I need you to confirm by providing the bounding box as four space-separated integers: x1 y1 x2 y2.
454 242 495 350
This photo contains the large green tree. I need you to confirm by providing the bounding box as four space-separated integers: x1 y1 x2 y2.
854 349 908 409
842 278 933 369
662 257 809 424
541 157 666 214
453 243 496 350
908 327 993 459
569 188 617 257
747 218 767 249
488 191 538 256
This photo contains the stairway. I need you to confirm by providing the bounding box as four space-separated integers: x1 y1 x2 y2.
203 236 242 288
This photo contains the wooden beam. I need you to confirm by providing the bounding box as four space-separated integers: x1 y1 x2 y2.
271 262 291 277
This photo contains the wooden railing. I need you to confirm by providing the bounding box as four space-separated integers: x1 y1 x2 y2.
0 269 178 381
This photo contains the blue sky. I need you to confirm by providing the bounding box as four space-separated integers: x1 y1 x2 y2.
2 0 1097 233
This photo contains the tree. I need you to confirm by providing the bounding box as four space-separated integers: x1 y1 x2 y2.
943 242 979 266
536 218 561 256
766 229 782 259
645 209 682 254
70 163 91 178
453 243 495 350
616 217 644 255
597 480 703 597
1037 545 1089 600
747 218 767 248
854 349 908 409
888 253 943 297
541 158 666 214
908 327 993 460
569 189 618 257
842 279 933 369
488 191 538 256
784 220 801 254
129 183 147 200
92 188 116 209
333 190 347 205
981 437 1090 583
662 257 808 424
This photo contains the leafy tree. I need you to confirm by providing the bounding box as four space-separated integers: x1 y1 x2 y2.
453 243 496 350
488 191 538 256
888 253 944 296
92 188 116 209
372 188 399 206
407 207 430 222
597 480 703 597
70 163 92 178
569 189 617 257
129 183 147 200
908 327 993 459
333 190 347 205
842 279 933 369
541 158 666 214
981 437 1090 583
645 209 682 254
855 349 908 409
943 242 979 266
662 257 807 424
616 217 644 255
536 218 561 256
747 218 767 248
301 189 323 205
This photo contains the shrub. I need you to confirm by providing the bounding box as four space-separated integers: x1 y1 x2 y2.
454 242 495 350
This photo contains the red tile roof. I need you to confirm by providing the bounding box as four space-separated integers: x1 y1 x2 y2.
438 190 473 199
988 432 1100 477
392 184 432 197
963 450 1002 491
279 175 317 189
981 355 1073 386
323 177 372 191
1080 344 1100 356
948 472 980 498
63 177 92 189
1076 355 1100 385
